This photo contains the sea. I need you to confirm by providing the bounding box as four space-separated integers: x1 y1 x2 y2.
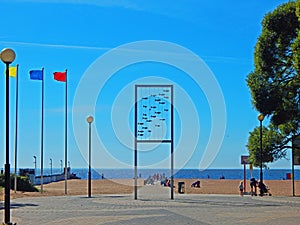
33 168 300 181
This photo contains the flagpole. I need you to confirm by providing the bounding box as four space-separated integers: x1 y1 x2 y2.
64 69 68 195
14 64 19 193
41 67 44 193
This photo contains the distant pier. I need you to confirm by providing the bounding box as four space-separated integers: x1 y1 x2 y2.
19 167 80 185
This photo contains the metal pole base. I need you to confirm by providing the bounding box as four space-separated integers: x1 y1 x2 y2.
88 171 91 198
4 164 11 225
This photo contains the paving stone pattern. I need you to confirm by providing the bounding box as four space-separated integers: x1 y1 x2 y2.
1 184 300 225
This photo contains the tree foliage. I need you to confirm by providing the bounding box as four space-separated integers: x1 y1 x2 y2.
0 174 38 192
293 0 300 75
246 1 300 166
247 125 291 167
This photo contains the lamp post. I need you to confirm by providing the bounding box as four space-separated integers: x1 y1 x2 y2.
50 158 52 182
86 115 93 198
33 156 37 172
33 156 37 185
1 48 16 225
60 160 62 173
60 160 63 173
258 113 264 196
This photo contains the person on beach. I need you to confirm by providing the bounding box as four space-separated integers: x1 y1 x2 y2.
250 178 258 196
191 180 200 188
239 181 244 196
166 179 170 187
258 181 272 196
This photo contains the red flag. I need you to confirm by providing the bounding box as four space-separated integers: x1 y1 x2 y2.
53 71 67 82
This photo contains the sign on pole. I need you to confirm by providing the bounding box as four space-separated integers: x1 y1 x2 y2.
293 135 300 165
291 135 300 196
241 155 249 165
240 155 249 192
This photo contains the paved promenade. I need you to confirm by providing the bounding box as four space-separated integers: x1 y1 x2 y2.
1 184 300 224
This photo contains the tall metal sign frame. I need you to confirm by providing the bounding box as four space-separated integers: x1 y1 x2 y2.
134 84 174 200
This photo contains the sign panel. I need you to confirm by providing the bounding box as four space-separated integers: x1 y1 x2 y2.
294 155 300 165
136 85 172 142
241 155 249 165
293 135 300 165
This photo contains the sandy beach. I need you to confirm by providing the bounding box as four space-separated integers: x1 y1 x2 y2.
175 179 300 196
1 178 299 200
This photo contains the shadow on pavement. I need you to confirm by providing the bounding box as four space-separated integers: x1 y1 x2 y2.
0 203 38 210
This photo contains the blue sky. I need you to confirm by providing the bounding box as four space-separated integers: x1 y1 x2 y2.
0 0 292 171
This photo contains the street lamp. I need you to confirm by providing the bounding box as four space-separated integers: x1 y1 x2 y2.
33 156 37 172
1 48 16 225
50 158 52 182
33 156 37 185
86 115 94 198
60 160 63 173
258 113 264 196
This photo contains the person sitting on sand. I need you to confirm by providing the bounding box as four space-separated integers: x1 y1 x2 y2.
191 180 200 188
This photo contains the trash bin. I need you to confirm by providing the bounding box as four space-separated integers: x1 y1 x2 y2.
178 181 185 194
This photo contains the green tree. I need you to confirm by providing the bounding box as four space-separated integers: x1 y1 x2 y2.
293 0 300 74
246 1 300 165
247 125 291 167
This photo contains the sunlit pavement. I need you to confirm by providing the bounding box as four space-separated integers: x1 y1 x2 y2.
2 185 300 225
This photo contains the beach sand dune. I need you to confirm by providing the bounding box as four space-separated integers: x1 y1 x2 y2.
1 179 299 200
